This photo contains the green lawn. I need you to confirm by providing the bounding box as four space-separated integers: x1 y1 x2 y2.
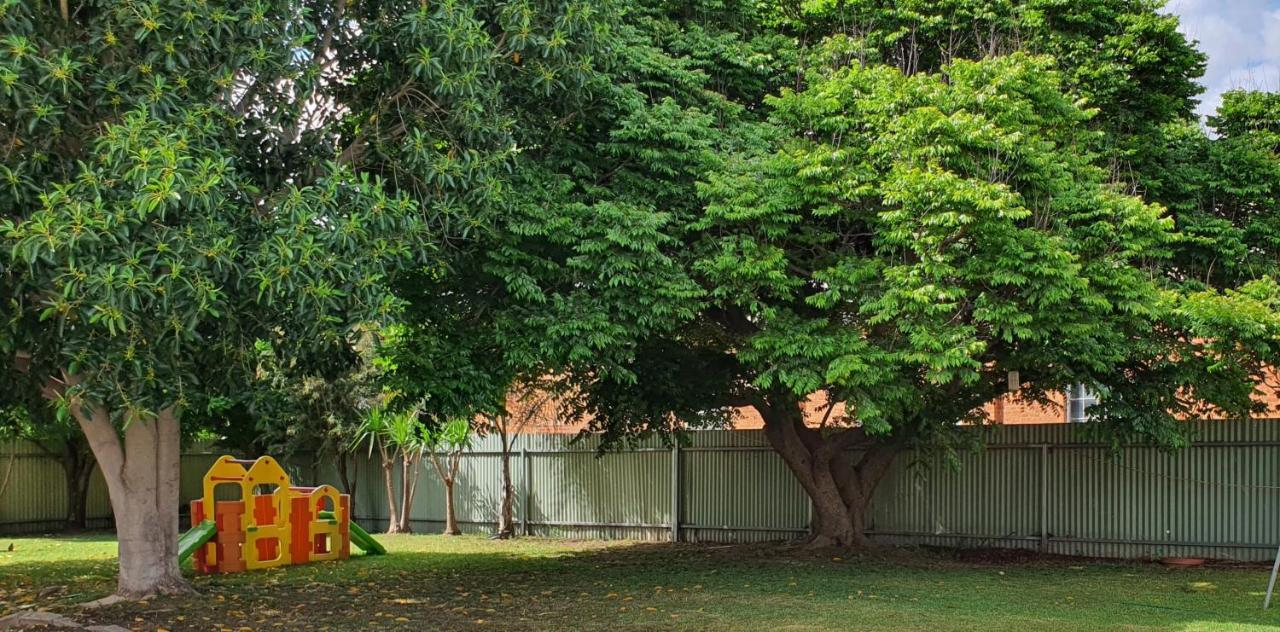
2 533 1279 631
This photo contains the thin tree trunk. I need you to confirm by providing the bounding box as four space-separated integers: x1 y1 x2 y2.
74 405 189 598
336 453 357 514
64 448 94 532
442 479 460 536
429 451 463 536
74 462 93 530
0 444 14 502
402 454 422 532
337 454 352 494
396 453 415 533
756 399 899 549
27 439 94 532
495 430 515 539
381 447 402 534
398 456 409 532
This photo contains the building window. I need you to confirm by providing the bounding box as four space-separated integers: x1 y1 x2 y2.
1066 383 1098 423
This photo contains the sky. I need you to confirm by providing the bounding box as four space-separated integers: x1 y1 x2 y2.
1166 0 1280 118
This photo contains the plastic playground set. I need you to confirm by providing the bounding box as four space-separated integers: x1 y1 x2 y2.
177 455 385 573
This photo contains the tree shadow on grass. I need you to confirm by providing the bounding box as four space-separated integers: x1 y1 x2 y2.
4 538 1280 631
0 532 120 613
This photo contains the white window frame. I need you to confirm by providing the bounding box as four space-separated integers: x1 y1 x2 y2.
1066 383 1098 423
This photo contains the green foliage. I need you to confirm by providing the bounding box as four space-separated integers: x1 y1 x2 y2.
2 109 424 420
354 403 471 462
521 2 1280 457
1142 91 1280 288
690 53 1185 435
2 0 1277 500
0 0 628 433
378 295 517 427
0 401 76 447
378 0 747 426
0 1 534 432
354 404 425 458
1018 0 1205 137
226 335 384 460
423 417 473 454
787 1 1205 159
333 0 621 233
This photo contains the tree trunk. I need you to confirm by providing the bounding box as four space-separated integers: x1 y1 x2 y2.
495 432 515 539
63 446 95 532
396 454 414 533
29 438 95 532
442 479 460 536
382 458 402 534
0 446 14 503
74 405 189 598
756 399 900 549
337 453 357 514
404 455 423 532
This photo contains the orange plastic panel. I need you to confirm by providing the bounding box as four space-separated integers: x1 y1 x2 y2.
190 500 210 574
253 494 277 524
290 496 312 564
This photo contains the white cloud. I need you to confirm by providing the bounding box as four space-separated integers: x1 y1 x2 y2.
1165 0 1280 118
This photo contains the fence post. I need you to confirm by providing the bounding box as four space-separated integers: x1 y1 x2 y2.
670 443 681 543
1264 542 1280 609
521 447 531 536
1039 444 1049 553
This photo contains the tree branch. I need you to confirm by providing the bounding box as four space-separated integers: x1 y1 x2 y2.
315 0 347 61
29 439 62 460
854 443 901 501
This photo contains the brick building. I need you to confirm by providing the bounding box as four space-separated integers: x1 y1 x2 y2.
518 373 1280 434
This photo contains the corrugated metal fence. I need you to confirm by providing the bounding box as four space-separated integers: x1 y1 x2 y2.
3 420 1280 561
0 442 222 534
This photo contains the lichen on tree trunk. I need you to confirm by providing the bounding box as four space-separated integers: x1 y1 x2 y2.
756 399 900 549
74 405 189 598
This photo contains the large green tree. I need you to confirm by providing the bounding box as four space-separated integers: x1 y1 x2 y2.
2 0 628 598
499 1 1280 548
0 1 431 598
373 0 781 542
686 53 1278 545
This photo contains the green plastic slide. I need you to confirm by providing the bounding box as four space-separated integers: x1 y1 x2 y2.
319 511 387 555
178 519 217 563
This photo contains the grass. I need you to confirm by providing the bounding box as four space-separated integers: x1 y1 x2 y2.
3 533 1280 631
